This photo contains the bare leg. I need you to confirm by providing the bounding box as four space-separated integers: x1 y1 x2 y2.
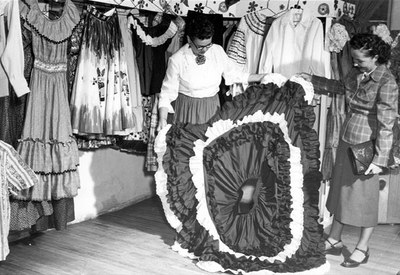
325 218 345 249
350 226 374 262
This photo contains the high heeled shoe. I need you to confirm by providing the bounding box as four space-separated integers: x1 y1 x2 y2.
325 238 343 256
341 247 369 268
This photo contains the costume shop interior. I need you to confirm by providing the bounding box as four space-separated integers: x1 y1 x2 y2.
0 0 399 274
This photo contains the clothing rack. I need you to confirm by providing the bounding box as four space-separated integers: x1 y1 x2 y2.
76 0 346 18
71 0 135 10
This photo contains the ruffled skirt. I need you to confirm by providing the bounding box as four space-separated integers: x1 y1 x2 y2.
154 82 328 274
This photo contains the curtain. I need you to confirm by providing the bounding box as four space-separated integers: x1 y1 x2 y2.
347 0 384 26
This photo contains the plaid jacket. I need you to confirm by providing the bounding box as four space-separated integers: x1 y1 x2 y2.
312 64 399 166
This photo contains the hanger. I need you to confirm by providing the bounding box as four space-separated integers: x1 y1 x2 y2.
37 0 67 19
292 0 302 10
290 0 303 25
37 0 65 3
246 6 287 19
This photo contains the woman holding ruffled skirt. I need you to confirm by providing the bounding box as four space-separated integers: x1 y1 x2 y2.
154 77 328 274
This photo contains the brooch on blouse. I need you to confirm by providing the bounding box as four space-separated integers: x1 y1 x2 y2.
195 54 206 65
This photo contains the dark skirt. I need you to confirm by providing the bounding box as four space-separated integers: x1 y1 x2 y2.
155 82 326 273
327 139 379 227
172 93 220 124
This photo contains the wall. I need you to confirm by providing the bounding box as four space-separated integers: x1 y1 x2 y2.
72 148 155 223
390 0 400 30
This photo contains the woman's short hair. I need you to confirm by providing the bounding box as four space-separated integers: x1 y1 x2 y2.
186 16 214 40
350 33 391 64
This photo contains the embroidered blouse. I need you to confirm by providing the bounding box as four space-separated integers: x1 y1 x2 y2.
158 43 249 113
227 12 274 74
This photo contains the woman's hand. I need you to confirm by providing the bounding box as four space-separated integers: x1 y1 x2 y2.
157 118 167 132
365 163 383 175
296 72 312 82
248 73 269 83
157 107 169 132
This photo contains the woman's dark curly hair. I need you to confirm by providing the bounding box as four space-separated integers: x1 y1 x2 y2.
185 16 214 40
350 33 391 64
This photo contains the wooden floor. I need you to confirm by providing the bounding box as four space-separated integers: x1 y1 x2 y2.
1 197 399 275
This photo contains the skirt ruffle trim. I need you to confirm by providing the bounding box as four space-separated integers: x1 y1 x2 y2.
17 137 80 173
11 171 81 201
154 81 326 274
190 113 304 262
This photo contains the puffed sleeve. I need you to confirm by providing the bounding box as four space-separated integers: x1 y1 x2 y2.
158 56 180 113
0 0 30 97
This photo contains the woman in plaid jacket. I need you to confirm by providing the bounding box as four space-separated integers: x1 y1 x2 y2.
299 33 398 268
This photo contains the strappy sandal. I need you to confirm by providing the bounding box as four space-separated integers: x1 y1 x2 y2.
325 238 343 256
341 247 370 268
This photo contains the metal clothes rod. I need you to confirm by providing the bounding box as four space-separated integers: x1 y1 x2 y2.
79 0 136 8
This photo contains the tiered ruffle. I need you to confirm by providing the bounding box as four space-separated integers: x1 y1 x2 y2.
16 138 79 173
15 137 80 201
154 81 327 273
128 15 178 47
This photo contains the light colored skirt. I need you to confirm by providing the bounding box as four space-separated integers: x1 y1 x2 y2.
326 139 380 227
172 93 220 124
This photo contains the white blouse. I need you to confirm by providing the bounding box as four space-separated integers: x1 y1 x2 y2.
227 11 270 74
259 9 326 78
158 43 249 113
0 0 30 98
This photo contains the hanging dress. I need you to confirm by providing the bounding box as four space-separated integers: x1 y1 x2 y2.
126 12 178 168
70 5 135 149
14 0 81 230
154 80 327 274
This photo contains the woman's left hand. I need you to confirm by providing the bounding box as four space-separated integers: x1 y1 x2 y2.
296 72 312 82
365 163 383 175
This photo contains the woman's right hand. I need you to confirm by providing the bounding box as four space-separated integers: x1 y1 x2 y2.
157 107 169 132
296 72 312 82
157 118 167 132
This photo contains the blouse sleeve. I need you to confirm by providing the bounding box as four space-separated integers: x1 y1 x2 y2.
158 56 180 113
3 142 37 196
221 48 249 86
0 0 30 97
258 20 277 74
226 21 246 66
